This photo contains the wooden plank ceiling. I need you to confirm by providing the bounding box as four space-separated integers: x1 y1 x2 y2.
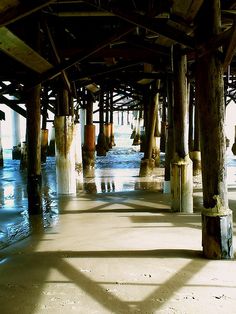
0 0 235 109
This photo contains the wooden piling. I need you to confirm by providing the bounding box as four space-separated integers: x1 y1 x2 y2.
54 115 76 194
74 123 83 175
231 125 236 155
41 129 48 163
41 86 48 163
139 86 157 177
164 77 174 193
171 45 193 213
110 90 115 147
47 125 55 157
195 0 233 259
83 92 95 177
96 91 107 156
12 111 21 160
132 113 141 145
0 121 3 168
26 84 42 214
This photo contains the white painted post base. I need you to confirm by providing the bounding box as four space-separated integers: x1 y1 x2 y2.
190 150 201 176
163 180 171 193
171 154 193 213
74 123 83 175
55 116 76 195
12 111 21 160
48 126 55 156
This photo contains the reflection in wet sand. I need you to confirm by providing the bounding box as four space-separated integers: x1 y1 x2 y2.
0 147 155 249
1 144 236 250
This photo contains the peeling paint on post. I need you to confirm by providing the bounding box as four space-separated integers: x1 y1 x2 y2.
171 154 193 213
74 123 83 175
12 111 21 160
54 116 76 194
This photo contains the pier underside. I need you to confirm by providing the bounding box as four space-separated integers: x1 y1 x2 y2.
1 145 236 313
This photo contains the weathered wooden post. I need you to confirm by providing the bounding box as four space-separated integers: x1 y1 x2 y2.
54 83 76 194
26 83 42 214
130 111 137 139
41 86 49 163
192 100 201 176
25 18 42 214
12 111 21 160
160 100 167 153
189 85 194 153
139 86 156 177
121 111 124 125
20 140 27 170
104 92 111 150
140 104 147 152
110 90 115 147
47 125 55 157
96 91 107 156
41 87 49 161
189 83 201 176
195 0 233 259
152 80 161 167
231 125 236 155
132 111 141 145
83 91 95 177
0 119 3 168
80 107 86 147
74 122 83 175
164 76 174 193
127 110 130 125
171 45 193 213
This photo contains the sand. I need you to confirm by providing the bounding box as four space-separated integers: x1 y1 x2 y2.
0 188 236 314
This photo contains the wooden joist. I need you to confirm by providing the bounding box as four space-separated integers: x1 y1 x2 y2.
0 27 53 74
83 0 195 48
0 95 26 117
223 20 236 71
0 0 56 27
33 25 135 86
43 21 71 93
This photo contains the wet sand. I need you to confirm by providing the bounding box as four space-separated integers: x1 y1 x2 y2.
0 144 236 313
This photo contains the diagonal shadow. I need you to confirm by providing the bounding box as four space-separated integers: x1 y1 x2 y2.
56 258 131 313
42 249 206 313
137 259 208 312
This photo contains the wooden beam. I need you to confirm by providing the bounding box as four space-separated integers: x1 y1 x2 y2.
189 26 233 60
32 25 135 86
1 96 26 117
61 45 169 61
83 0 194 48
186 0 204 22
172 0 204 22
125 35 170 57
55 11 115 17
0 27 53 74
223 20 236 71
43 21 71 93
0 0 56 27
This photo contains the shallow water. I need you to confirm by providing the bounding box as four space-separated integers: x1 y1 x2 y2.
0 141 163 249
1 137 236 250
